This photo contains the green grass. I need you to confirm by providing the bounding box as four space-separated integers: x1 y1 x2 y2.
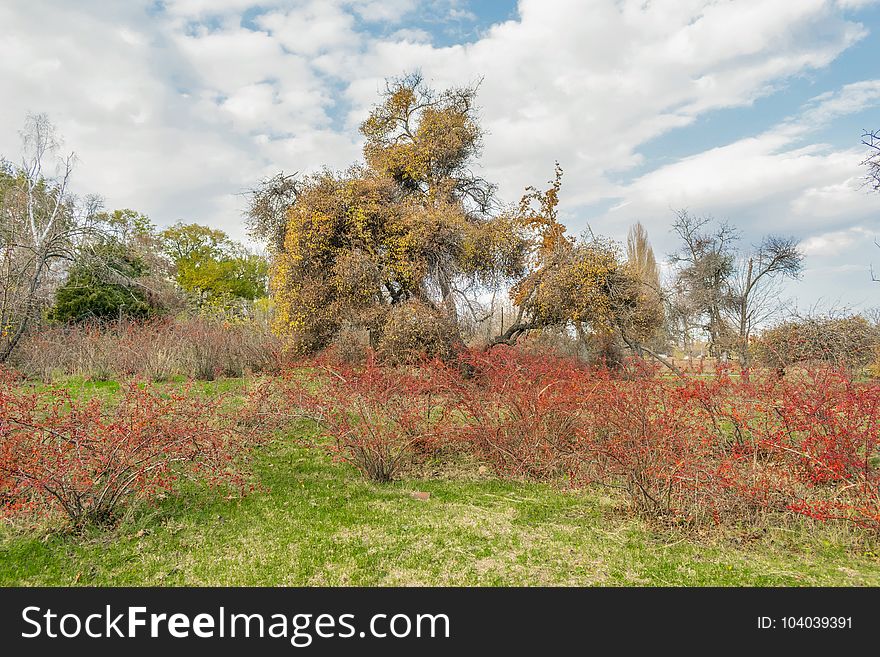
2 377 880 586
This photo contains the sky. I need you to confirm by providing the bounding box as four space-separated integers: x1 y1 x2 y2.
1 0 879 312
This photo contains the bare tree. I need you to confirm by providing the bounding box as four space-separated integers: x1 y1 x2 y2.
861 129 880 282
0 113 100 361
668 211 802 366
245 171 299 253
665 279 701 357
725 235 803 367
668 210 739 356
872 239 880 283
862 128 880 193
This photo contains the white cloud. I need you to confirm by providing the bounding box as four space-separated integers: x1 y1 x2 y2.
159 0 261 18
784 80 880 138
837 0 880 9
308 0 869 217
790 176 878 218
801 226 873 256
256 4 359 56
389 28 432 43
606 80 880 240
0 0 878 311
350 0 417 23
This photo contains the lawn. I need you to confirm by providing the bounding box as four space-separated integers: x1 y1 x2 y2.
1 376 879 586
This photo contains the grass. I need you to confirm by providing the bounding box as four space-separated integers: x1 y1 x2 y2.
1 376 880 586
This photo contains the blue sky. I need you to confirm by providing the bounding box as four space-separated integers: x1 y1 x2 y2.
1 0 879 313
637 3 880 167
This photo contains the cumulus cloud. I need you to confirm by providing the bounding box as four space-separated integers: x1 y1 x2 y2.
255 4 360 56
801 226 873 256
605 80 880 240
0 0 878 306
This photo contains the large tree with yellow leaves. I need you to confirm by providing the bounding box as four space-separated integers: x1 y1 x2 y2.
261 74 527 355
255 75 662 359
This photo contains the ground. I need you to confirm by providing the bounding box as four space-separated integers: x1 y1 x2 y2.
1 376 879 586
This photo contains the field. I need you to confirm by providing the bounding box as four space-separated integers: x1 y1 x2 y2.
2 374 880 587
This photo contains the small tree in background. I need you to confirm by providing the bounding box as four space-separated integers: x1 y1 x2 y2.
50 241 152 322
668 210 802 366
50 209 176 322
160 222 268 314
726 235 803 367
625 222 667 355
862 128 880 284
668 210 739 357
626 222 661 297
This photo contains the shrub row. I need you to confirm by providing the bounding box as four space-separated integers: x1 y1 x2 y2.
269 349 880 529
13 317 283 382
4 347 878 532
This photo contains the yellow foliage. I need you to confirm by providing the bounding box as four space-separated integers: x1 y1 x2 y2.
269 76 527 355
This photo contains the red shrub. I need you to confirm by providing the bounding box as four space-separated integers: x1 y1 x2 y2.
579 374 714 519
431 348 594 481
0 382 253 528
753 370 880 528
247 345 880 530
675 368 880 528
291 355 447 482
431 350 880 527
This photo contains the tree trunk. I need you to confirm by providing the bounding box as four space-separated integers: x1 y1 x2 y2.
0 250 48 363
738 258 753 369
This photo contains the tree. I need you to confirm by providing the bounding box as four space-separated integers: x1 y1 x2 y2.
262 74 527 355
863 128 880 193
489 168 663 364
726 235 802 367
160 222 229 263
669 210 739 357
51 208 188 322
665 281 701 358
50 209 178 322
669 211 802 366
245 172 299 254
258 77 663 361
862 129 880 283
626 222 660 293
159 222 268 312
625 222 666 353
0 114 102 361
49 240 153 322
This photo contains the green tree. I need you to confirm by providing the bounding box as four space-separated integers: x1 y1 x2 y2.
50 209 173 322
50 241 152 322
159 222 268 311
